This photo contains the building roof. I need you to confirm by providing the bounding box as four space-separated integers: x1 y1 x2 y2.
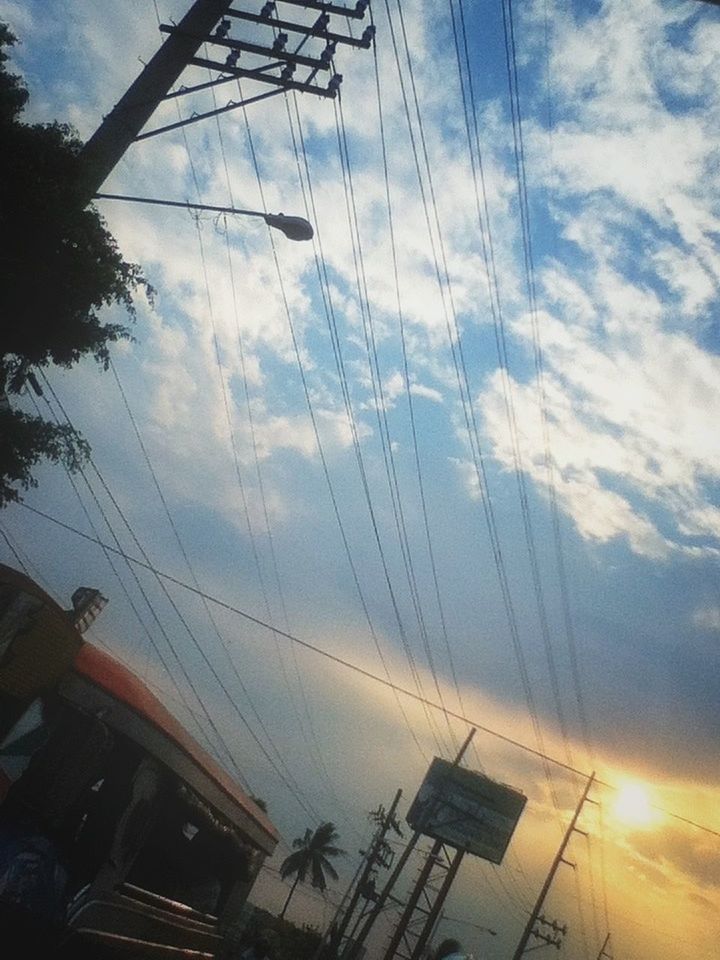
0 563 278 854
71 643 280 855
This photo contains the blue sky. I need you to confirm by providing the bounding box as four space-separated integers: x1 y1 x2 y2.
2 1 719 959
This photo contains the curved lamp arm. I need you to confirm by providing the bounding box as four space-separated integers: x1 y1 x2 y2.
95 193 314 242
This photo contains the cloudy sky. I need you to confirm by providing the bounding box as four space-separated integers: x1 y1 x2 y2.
2 0 719 958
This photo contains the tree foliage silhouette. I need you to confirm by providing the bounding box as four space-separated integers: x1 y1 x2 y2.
0 23 152 506
279 822 344 919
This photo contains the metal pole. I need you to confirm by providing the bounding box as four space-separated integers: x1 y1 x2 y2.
94 193 313 240
511 772 596 960
79 0 234 201
348 730 477 960
409 848 464 960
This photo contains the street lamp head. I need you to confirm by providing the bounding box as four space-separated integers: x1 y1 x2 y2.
264 212 314 242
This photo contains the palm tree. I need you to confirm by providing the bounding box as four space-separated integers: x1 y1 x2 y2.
279 821 344 919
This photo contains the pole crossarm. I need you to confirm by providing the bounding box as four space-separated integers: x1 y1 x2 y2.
187 57 337 95
160 24 332 69
226 7 375 48
79 0 235 199
278 0 370 18
160 61 283 104
79 0 373 199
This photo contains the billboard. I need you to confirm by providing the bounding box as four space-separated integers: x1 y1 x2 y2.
406 757 526 864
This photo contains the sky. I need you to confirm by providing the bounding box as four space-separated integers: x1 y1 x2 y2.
1 0 719 958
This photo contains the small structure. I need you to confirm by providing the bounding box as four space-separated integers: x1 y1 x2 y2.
68 587 108 635
0 563 279 956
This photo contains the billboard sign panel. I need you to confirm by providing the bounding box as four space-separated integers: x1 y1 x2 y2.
406 757 526 864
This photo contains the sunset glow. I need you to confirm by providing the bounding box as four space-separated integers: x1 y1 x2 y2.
613 784 654 827
3 2 720 959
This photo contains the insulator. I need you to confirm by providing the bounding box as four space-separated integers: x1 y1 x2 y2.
361 25 376 44
280 62 296 81
225 49 240 67
327 73 343 93
312 13 330 33
355 0 369 14
260 2 275 16
273 31 288 52
320 41 336 64
214 18 231 38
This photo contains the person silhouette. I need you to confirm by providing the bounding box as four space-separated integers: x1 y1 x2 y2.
433 938 466 960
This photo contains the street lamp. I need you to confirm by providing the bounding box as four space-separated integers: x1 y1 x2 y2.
431 911 498 945
94 192 314 241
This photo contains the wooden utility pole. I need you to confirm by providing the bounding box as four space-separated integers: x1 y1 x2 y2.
511 773 595 960
80 0 234 201
78 0 373 204
329 789 404 958
595 932 612 960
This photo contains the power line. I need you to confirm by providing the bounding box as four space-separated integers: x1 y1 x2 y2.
498 0 603 948
34 380 243 772
108 357 321 817
14 502 720 842
37 375 317 821
332 89 453 755
206 71 358 833
281 86 430 765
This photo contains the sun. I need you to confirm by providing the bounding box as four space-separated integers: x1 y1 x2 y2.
613 784 654 827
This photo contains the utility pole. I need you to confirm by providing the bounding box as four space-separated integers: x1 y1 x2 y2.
80 0 234 201
325 789 404 960
595 932 612 960
511 773 596 960
78 0 373 205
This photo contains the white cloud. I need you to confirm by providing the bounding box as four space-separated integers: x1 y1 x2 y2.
465 0 720 558
409 382 443 404
693 606 720 633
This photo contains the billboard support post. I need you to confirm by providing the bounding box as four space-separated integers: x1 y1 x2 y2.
380 841 446 960
408 845 464 960
345 731 476 960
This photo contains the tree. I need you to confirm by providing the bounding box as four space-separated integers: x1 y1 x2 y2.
0 23 152 506
279 822 344 920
